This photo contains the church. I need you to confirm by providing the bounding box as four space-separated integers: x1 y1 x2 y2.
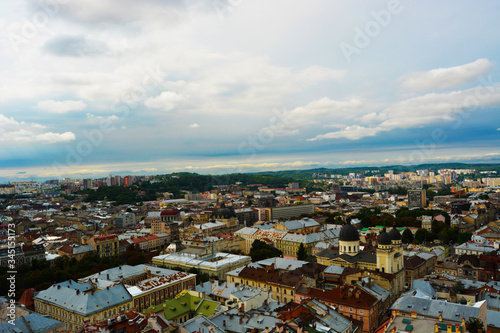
316 222 405 297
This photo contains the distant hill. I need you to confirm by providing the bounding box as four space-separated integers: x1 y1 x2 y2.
247 163 500 180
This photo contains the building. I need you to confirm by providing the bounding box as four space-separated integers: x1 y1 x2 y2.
114 212 136 228
0 244 45 267
296 285 380 333
264 204 315 221
145 290 220 325
235 207 259 226
316 224 405 299
79 264 197 312
152 252 251 280
87 234 119 257
407 189 426 208
0 312 66 332
276 230 337 259
226 259 325 304
57 244 95 260
34 281 133 332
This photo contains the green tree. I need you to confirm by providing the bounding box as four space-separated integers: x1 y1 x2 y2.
296 243 307 261
466 317 484 333
249 240 283 262
452 281 466 294
401 228 414 244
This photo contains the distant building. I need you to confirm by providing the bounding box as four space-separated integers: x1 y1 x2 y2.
408 189 426 208
57 244 95 260
114 212 136 228
87 234 119 257
264 204 315 221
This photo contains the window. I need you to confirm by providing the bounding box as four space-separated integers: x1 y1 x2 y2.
360 310 363 315
350 307 353 313
339 305 343 310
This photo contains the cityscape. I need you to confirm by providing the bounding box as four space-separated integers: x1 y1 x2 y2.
1 1 500 333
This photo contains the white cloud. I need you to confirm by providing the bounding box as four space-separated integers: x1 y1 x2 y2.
265 97 364 136
310 83 500 141
144 91 184 111
37 100 87 113
86 113 120 124
308 125 381 141
0 114 76 143
399 58 493 91
188 123 200 128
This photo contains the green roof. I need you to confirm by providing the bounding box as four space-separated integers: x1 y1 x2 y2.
144 291 220 320
405 324 413 331
402 318 411 324
361 228 369 231
375 225 384 228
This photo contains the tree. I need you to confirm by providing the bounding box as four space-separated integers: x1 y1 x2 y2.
452 281 466 294
296 243 307 261
401 228 414 244
466 317 485 333
249 240 283 262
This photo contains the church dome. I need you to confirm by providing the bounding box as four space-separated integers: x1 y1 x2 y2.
211 203 236 219
378 228 392 245
388 227 402 241
339 223 359 242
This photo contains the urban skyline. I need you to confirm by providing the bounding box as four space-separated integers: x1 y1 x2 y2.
1 1 500 182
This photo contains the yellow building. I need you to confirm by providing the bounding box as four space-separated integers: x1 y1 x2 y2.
87 234 119 257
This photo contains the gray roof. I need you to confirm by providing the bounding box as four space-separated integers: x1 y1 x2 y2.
210 311 280 333
359 279 390 303
72 244 95 255
304 299 353 333
0 313 65 332
411 280 438 298
195 280 239 300
280 218 320 230
281 230 337 244
34 281 132 316
483 292 500 311
391 294 484 322
80 264 179 283
317 249 377 264
324 265 345 275
181 315 225 333
254 257 308 271
488 309 500 328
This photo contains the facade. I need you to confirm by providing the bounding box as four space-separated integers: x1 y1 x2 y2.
264 204 315 221
57 244 95 260
114 212 136 228
88 234 119 257
34 281 133 332
235 208 259 226
407 189 426 208
0 244 45 267
296 285 380 333
276 230 337 259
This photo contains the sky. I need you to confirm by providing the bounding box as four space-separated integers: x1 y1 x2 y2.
0 0 500 182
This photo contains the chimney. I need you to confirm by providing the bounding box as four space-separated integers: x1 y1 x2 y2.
435 323 439 333
439 313 442 321
455 324 460 333
447 323 452 333
240 304 245 313
392 327 396 332
265 328 269 333
223 320 226 327
239 317 243 325
107 274 110 280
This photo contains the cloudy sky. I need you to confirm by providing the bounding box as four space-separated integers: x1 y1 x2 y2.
1 0 499 181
